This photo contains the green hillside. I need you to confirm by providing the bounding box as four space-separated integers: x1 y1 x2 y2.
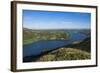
23 28 69 45
68 37 91 52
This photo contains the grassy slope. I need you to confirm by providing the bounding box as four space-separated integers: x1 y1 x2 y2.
37 48 90 61
68 37 91 52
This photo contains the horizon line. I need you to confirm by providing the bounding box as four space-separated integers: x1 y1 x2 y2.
23 27 90 30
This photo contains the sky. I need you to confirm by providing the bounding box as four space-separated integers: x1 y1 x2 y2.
23 10 91 29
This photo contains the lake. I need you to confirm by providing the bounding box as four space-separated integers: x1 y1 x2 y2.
23 31 88 58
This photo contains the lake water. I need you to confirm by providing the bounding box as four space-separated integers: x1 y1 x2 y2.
23 31 88 58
